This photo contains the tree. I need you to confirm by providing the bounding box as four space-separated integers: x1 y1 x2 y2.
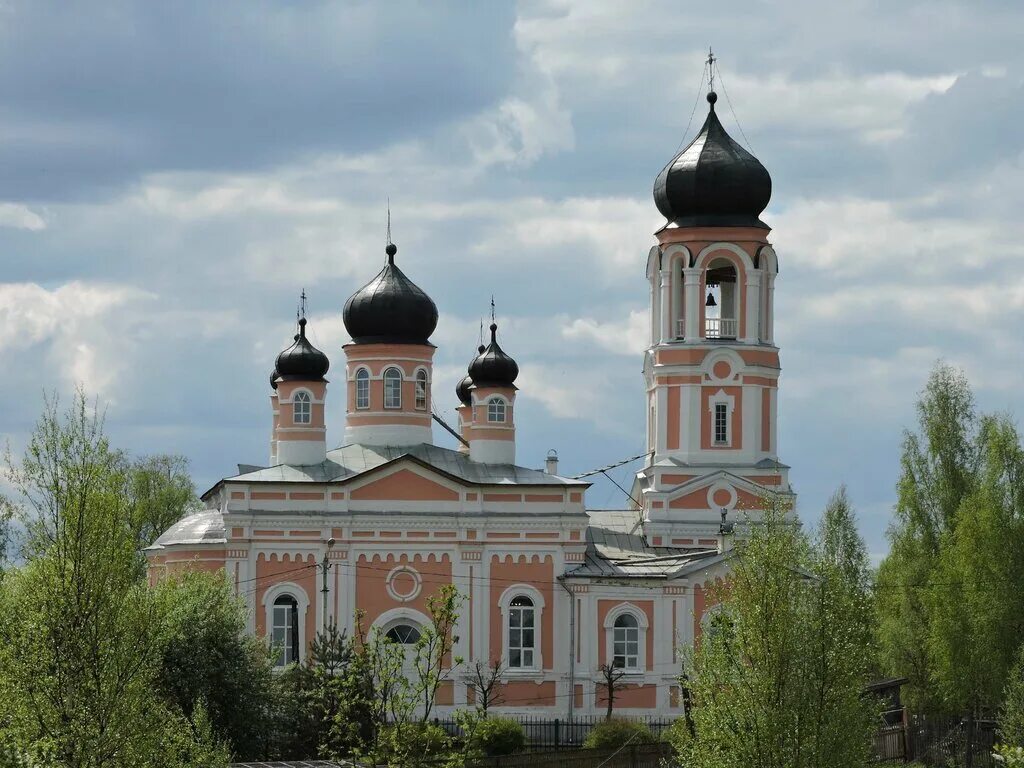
597 663 628 721
926 414 1024 715
127 454 198 554
876 363 1024 714
466 659 505 715
334 586 466 767
876 362 980 711
816 485 870 590
151 570 278 760
674 494 877 768
0 391 227 767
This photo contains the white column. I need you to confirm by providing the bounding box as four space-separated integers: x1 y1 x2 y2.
765 273 776 344
741 385 757 462
655 385 669 455
683 268 702 340
659 268 673 342
654 593 672 676
476 552 490 666
744 272 762 344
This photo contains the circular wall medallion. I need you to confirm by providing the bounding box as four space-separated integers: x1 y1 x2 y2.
386 565 422 603
706 483 737 511
712 360 732 380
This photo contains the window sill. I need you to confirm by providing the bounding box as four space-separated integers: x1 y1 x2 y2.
503 666 543 677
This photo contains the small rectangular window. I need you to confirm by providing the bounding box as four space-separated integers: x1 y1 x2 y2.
714 403 729 445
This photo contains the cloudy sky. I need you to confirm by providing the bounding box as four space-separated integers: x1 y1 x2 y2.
1 0 1022 559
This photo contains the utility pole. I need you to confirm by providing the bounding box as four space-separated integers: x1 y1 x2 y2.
320 537 335 630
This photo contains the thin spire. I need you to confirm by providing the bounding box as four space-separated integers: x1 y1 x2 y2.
707 47 716 92
386 198 392 246
300 289 308 319
479 318 484 347
490 295 496 324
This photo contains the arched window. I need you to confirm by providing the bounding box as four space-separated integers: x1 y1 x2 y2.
508 595 535 668
384 368 402 409
612 613 640 670
704 257 738 340
293 391 311 424
385 623 422 645
415 369 428 410
487 397 506 423
355 368 370 410
272 594 300 666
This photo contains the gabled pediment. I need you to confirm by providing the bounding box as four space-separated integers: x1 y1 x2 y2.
347 461 462 502
665 470 775 511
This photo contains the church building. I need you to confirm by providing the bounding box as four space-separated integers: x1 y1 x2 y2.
146 88 792 718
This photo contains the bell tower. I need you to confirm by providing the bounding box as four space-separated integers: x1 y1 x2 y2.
638 75 792 544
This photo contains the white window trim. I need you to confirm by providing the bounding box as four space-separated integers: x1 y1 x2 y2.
371 607 432 669
293 390 313 424
383 367 403 410
486 396 508 423
498 584 544 674
708 389 735 447
354 367 371 410
602 603 649 674
414 368 429 411
371 606 433 637
262 581 310 667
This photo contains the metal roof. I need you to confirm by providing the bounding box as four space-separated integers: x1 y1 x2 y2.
220 443 588 489
564 509 722 579
147 509 226 550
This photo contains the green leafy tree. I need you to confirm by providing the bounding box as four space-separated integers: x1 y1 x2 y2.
817 485 870 589
877 363 1024 715
1001 645 1024 747
674 494 877 768
335 585 466 767
0 391 227 768
876 362 980 710
127 454 198 554
927 414 1024 715
151 570 278 760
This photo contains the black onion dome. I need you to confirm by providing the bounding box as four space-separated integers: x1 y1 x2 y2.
469 324 519 388
343 243 438 344
456 374 473 407
653 92 771 229
275 318 330 380
456 344 485 406
270 367 279 390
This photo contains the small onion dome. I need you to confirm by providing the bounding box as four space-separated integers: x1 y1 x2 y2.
653 92 771 229
275 318 330 380
455 374 473 407
469 323 519 388
343 243 438 345
269 367 279 390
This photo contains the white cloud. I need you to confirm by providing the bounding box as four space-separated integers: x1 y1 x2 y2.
562 308 647 355
0 203 45 231
772 196 1024 279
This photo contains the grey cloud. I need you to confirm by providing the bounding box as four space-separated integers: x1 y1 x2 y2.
0 1 516 201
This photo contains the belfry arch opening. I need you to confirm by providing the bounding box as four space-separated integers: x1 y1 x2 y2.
704 258 738 340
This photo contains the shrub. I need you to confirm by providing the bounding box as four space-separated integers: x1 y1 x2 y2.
583 719 655 750
661 716 693 748
473 717 526 756
996 745 1024 766
373 722 450 767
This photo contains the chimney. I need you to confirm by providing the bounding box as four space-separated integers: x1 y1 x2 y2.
545 449 559 475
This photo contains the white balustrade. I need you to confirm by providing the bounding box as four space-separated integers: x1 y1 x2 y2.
705 317 738 339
